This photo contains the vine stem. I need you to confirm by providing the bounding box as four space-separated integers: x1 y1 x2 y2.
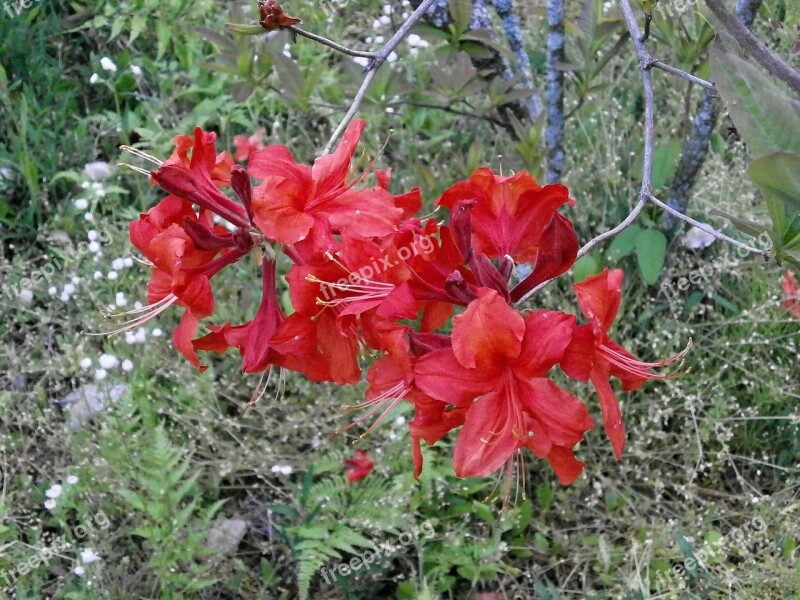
321 0 440 154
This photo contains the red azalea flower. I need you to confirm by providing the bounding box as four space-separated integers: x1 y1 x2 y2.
436 167 576 264
247 119 403 258
344 450 374 482
561 269 685 459
414 288 595 483
233 130 266 162
781 271 800 317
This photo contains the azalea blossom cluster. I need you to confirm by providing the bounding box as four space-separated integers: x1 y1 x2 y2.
123 119 680 486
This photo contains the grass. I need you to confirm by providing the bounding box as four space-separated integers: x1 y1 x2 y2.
0 0 799 598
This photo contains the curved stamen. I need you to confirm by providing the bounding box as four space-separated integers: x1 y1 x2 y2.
90 294 178 336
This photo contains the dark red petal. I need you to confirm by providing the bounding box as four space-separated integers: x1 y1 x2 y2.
509 212 579 302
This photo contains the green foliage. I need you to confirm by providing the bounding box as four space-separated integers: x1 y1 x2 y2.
710 38 800 267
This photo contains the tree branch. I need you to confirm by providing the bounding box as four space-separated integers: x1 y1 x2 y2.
322 0 439 154
704 0 800 96
661 0 762 229
544 0 565 184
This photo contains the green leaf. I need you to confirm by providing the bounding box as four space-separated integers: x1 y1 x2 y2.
710 44 800 157
748 152 800 212
635 228 667 285
606 224 642 261
573 252 603 282
651 141 682 190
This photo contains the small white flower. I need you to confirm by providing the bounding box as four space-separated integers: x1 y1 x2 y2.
123 257 133 268
379 15 391 26
353 56 370 67
100 57 117 73
80 548 100 564
409 47 419 57
98 354 119 369
73 566 85 576
88 230 98 241
66 475 79 485
79 357 92 370
60 292 70 302
88 241 100 253
94 368 107 381
121 359 134 372
271 464 293 475
385 107 395 114
44 499 57 510
74 198 89 210
393 416 406 427
64 283 76 295
112 258 125 271
46 484 63 499
133 301 143 309
130 65 143 77
89 73 100 84
107 271 118 280
83 161 111 181
115 292 127 307
683 226 716 249
365 36 373 44
84 213 94 222
134 327 147 343
386 51 398 63
48 286 57 296
151 328 163 337
375 35 385 44
93 271 103 280
382 4 393 15
19 289 33 305
371 18 382 29
71 276 80 285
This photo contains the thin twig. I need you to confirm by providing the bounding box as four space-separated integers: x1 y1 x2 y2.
704 0 800 96
649 60 717 91
648 195 768 256
321 0 439 154
287 26 378 59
